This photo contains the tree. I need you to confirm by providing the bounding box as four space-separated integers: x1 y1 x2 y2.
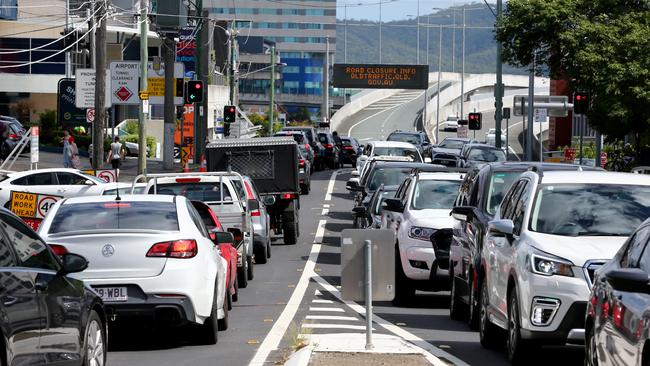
496 0 650 151
289 107 311 124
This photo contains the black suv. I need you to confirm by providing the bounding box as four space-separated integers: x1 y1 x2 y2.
448 162 603 328
281 126 325 170
317 131 341 169
386 130 432 156
339 136 361 168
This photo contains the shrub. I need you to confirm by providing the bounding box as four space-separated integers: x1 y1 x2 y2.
123 135 156 157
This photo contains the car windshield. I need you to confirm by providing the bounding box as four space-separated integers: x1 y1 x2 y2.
439 139 465 149
368 168 412 191
387 133 420 144
530 184 650 236
48 201 179 233
373 190 396 215
373 147 421 162
411 179 461 210
318 134 330 144
468 148 506 162
152 183 233 202
341 139 354 147
486 171 522 215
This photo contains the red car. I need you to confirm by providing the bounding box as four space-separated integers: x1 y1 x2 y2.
192 200 239 303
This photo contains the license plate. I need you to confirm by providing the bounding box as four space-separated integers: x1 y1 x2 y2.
93 287 128 302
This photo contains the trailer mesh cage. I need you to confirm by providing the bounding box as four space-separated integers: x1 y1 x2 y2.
227 150 275 179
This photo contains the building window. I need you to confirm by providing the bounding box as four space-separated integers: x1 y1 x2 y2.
259 8 276 15
304 24 322 30
306 9 324 16
304 66 322 74
282 9 300 15
304 82 321 89
282 66 300 73
280 52 302 59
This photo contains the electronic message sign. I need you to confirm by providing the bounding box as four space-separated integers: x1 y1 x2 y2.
332 64 429 90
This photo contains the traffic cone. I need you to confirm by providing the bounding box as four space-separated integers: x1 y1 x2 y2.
183 161 190 173
199 155 207 172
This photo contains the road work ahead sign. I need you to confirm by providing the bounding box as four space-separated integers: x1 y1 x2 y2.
332 64 429 89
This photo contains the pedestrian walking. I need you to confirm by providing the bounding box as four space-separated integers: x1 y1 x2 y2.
70 139 81 169
61 129 74 168
107 136 125 172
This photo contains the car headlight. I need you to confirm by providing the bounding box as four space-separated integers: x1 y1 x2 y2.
529 252 574 277
408 226 436 241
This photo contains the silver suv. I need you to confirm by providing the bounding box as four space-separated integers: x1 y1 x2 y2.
479 170 650 362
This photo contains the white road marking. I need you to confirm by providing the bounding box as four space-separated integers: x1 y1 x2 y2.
314 290 322 296
314 220 327 244
305 315 359 321
301 324 372 331
312 276 469 366
309 307 344 312
321 207 329 216
324 170 338 201
312 299 333 304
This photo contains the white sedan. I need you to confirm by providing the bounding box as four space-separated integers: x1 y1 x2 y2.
38 194 229 344
0 168 109 208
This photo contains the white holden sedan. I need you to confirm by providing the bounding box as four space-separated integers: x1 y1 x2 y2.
38 194 229 344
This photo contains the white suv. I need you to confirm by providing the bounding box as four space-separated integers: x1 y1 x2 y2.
381 170 464 304
357 141 423 173
479 170 650 362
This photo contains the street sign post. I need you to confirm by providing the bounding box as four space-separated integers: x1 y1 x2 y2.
30 126 38 167
110 61 140 105
332 64 429 90
75 69 112 109
85 108 95 124
146 62 185 105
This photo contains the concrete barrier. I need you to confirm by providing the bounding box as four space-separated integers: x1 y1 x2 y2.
330 89 404 132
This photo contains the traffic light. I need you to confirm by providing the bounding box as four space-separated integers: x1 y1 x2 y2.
223 105 236 123
223 123 231 137
574 92 590 114
60 28 78 49
184 80 204 104
468 112 482 130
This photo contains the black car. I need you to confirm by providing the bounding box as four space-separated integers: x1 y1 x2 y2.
317 131 341 169
352 184 398 229
386 130 432 156
458 143 506 168
586 218 650 366
430 137 478 167
281 126 325 170
0 208 107 365
339 136 361 167
274 131 315 166
448 162 604 328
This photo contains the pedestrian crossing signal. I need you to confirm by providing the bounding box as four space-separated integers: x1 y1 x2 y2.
224 105 236 123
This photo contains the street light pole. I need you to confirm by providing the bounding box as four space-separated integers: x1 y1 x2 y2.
426 14 430 67
452 9 456 73
494 0 503 149
379 1 382 63
269 44 275 136
460 6 465 119
436 24 442 143
416 0 420 64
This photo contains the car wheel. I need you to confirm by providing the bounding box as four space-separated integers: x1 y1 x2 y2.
449 272 465 320
392 246 415 306
267 236 272 258
232 276 239 302
479 279 504 349
247 255 254 280
82 310 106 366
585 324 598 366
507 287 530 363
199 284 219 345
468 273 480 330
300 183 309 195
218 290 230 331
237 259 248 289
254 243 268 264
282 209 298 245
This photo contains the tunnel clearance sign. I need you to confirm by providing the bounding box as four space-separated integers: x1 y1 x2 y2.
332 64 429 90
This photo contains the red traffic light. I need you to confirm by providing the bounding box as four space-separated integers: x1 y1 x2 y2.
576 95 582 101
194 82 201 89
229 107 235 112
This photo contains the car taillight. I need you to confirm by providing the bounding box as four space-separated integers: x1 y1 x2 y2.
613 300 625 328
299 159 305 167
281 193 296 200
8 133 18 139
244 181 255 200
146 239 197 258
176 178 201 183
251 210 261 217
343 146 354 150
325 143 333 149
49 244 68 257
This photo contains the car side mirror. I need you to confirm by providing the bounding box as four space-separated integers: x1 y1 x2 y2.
351 170 360 178
85 179 95 185
383 198 404 213
606 269 650 293
247 199 260 211
212 231 235 246
451 206 474 221
59 253 89 275
488 219 514 237
352 206 367 215
346 178 362 191
262 195 276 206
227 228 243 244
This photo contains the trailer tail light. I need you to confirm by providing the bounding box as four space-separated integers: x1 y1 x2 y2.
48 244 68 257
8 133 18 140
281 193 296 200
146 239 197 258
176 178 201 183
299 159 305 167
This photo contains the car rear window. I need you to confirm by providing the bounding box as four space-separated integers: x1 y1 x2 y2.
387 133 420 144
48 201 179 233
152 183 233 202
341 139 353 147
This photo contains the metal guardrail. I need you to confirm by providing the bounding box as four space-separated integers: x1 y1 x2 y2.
0 127 33 171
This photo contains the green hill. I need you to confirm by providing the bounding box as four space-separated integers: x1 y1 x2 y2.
335 3 525 75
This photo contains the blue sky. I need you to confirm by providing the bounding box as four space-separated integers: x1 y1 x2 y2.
338 0 474 22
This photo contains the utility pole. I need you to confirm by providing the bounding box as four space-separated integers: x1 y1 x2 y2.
65 0 71 78
436 24 442 143
138 0 149 175
324 37 330 125
228 22 236 105
92 0 106 170
452 10 456 73
269 44 275 136
416 0 420 64
460 6 465 119
494 0 503 149
426 14 430 67
195 8 209 158
378 1 382 63
163 35 175 170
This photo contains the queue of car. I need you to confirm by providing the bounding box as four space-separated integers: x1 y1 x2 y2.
348 129 650 365
0 134 324 361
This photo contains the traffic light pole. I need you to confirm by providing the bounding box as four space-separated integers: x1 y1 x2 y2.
163 35 175 170
138 0 149 175
92 1 106 171
269 45 275 136
494 0 503 149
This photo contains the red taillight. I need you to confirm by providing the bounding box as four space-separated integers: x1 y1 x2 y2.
146 239 197 258
103 202 132 209
281 193 296 200
343 146 354 150
49 244 68 257
8 133 18 139
244 181 255 200
613 301 625 328
176 178 201 183
305 144 311 150
602 298 610 319
299 159 305 167
325 143 333 149
251 210 261 217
